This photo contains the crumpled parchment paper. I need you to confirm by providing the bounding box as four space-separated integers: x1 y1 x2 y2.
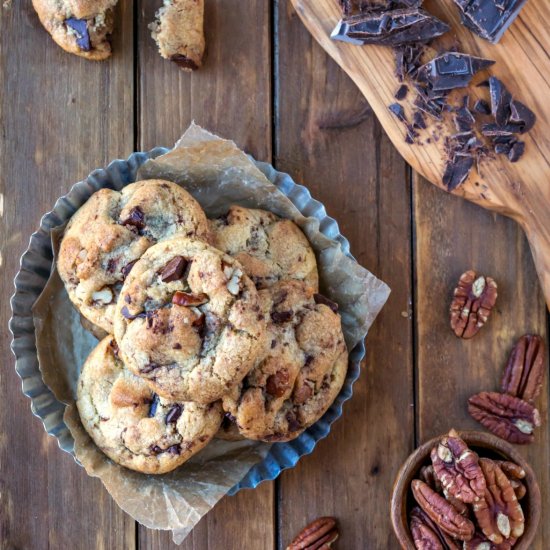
32 124 390 544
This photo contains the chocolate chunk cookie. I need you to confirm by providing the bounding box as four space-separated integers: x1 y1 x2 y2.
58 179 211 334
32 0 118 60
211 206 319 291
150 0 205 71
77 336 223 474
222 281 348 442
113 237 266 404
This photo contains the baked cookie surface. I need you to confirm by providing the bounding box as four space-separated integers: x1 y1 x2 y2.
150 0 205 70
32 0 117 60
222 281 348 442
211 206 319 291
76 336 223 474
114 237 266 404
58 179 211 333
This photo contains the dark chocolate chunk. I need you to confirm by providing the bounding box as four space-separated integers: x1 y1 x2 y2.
271 310 293 324
451 0 527 44
454 97 475 132
443 152 474 191
167 444 181 455
340 0 423 14
285 412 302 433
331 8 449 46
65 18 91 51
508 140 525 162
141 363 161 374
165 404 183 424
509 99 536 133
121 260 137 280
394 42 424 81
494 141 514 155
481 123 523 137
121 306 146 320
416 52 494 92
313 293 339 313
150 445 162 455
395 84 409 100
121 206 145 231
473 99 491 115
148 394 160 418
489 77 512 126
170 55 199 71
412 110 426 129
160 256 187 283
389 103 417 142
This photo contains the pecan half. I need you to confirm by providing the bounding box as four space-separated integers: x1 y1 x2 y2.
419 464 442 493
494 461 525 480
508 478 526 501
464 532 516 549
172 291 209 307
285 517 338 550
473 459 524 545
501 335 545 403
468 392 541 444
410 506 461 550
431 429 486 503
411 480 475 541
450 270 497 339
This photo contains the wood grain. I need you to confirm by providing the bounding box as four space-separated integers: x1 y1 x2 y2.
413 173 550 549
136 1 274 547
0 1 136 548
275 3 414 548
290 0 550 310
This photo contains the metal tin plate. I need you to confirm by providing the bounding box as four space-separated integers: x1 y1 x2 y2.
9 148 365 493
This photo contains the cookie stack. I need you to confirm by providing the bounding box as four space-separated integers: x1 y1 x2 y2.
58 179 349 474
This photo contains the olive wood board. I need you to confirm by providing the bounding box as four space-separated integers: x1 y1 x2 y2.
290 0 550 308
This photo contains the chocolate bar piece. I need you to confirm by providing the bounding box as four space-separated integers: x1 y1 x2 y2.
339 0 423 16
331 8 450 46
443 152 474 191
488 77 536 133
452 0 527 44
416 52 494 91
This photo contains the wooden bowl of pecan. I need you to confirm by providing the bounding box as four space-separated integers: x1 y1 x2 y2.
390 430 541 549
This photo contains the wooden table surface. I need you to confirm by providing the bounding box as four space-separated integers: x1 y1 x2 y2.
0 2 548 549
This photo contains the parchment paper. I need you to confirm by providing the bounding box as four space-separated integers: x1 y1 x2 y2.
32 124 390 544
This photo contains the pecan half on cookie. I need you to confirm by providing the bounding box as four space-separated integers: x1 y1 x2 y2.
468 392 541 444
501 334 545 403
450 270 497 339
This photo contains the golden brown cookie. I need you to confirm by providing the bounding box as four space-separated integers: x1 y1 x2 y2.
211 206 319 291
113 237 266 404
222 281 348 442
76 336 223 474
32 0 117 60
58 179 211 333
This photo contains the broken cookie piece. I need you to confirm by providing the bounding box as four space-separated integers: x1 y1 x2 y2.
150 0 205 71
32 0 117 60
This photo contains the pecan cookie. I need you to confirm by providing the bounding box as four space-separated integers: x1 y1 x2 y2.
32 0 118 60
76 336 223 474
211 205 319 291
58 180 210 333
150 0 205 71
222 281 348 442
113 237 266 404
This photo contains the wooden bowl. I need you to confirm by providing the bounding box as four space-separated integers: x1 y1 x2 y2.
390 431 541 549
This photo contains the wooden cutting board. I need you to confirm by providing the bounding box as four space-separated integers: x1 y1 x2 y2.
290 0 550 308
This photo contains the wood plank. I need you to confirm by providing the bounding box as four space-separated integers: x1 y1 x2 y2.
275 4 414 548
136 1 274 547
414 174 550 549
0 1 136 548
